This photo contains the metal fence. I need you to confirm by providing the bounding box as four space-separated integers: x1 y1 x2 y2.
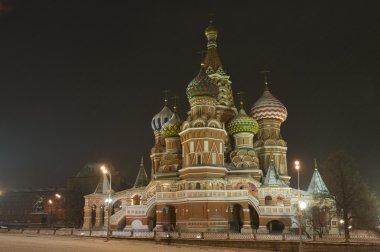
2 228 380 242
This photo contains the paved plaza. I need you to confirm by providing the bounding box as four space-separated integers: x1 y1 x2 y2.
0 234 269 252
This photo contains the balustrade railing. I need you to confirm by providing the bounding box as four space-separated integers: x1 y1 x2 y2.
2 227 380 242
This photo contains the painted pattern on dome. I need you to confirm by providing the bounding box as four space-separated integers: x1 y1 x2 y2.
186 68 218 100
250 90 287 122
227 108 259 135
151 106 173 131
162 113 182 137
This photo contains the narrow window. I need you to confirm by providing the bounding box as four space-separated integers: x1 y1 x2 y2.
196 153 202 165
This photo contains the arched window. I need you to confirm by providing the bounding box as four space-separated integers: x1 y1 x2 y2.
265 196 272 206
195 182 201 190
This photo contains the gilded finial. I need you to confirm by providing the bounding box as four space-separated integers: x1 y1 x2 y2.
237 91 245 110
140 156 144 166
260 70 270 91
313 158 318 170
163 90 170 106
172 95 179 113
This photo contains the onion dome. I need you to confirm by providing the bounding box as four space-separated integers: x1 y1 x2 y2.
250 71 287 122
227 108 259 135
151 105 173 131
186 68 218 100
162 112 182 137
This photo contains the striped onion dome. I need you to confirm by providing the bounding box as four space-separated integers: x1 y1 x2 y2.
227 108 259 135
162 112 182 137
186 68 218 100
151 106 173 131
250 90 287 122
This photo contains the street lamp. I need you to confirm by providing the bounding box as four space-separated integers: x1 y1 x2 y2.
294 160 303 252
101 165 112 242
48 193 62 228
48 199 53 227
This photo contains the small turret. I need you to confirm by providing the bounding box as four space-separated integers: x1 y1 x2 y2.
307 159 329 195
93 173 111 194
262 159 287 187
133 157 148 188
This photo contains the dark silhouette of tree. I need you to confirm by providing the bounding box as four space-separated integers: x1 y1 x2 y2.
303 195 335 238
321 150 379 241
64 187 85 228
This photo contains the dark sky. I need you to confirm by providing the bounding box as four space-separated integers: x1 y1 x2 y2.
0 1 379 193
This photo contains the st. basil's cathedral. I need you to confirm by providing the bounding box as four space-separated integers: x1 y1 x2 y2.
82 20 338 234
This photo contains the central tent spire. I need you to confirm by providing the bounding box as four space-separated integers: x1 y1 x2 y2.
203 15 224 74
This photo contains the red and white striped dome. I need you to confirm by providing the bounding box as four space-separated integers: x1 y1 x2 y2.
250 90 287 122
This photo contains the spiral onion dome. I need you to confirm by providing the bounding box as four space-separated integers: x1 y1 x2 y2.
162 112 182 137
151 106 173 131
250 90 288 122
186 68 218 100
227 108 259 135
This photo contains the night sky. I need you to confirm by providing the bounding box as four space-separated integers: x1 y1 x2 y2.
0 1 379 193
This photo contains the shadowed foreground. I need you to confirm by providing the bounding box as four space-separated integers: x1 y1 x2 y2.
0 234 269 252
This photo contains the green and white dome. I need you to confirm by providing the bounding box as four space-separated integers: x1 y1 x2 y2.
227 108 259 135
162 112 182 137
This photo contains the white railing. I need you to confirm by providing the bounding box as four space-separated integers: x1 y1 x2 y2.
156 190 250 202
259 206 292 215
109 207 126 225
4 228 380 242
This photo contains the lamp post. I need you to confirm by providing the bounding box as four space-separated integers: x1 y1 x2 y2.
48 199 53 228
295 161 307 252
48 193 62 228
295 160 303 252
101 165 112 242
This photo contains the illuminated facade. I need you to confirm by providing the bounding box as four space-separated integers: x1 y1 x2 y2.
82 21 337 234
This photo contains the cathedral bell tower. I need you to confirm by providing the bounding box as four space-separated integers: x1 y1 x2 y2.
150 94 173 179
250 71 290 183
203 18 237 124
179 67 227 179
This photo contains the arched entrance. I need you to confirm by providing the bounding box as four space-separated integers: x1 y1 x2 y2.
147 206 157 231
162 205 176 231
267 220 285 233
229 204 243 233
249 205 259 230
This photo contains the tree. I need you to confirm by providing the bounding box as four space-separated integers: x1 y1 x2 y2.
321 150 379 241
64 187 85 228
304 194 335 238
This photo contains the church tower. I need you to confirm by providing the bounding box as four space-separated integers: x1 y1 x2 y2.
179 67 227 179
250 72 290 183
203 19 237 124
155 98 183 180
150 95 173 179
226 94 262 180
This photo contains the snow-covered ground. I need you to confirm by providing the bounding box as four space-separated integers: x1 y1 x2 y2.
0 234 269 252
